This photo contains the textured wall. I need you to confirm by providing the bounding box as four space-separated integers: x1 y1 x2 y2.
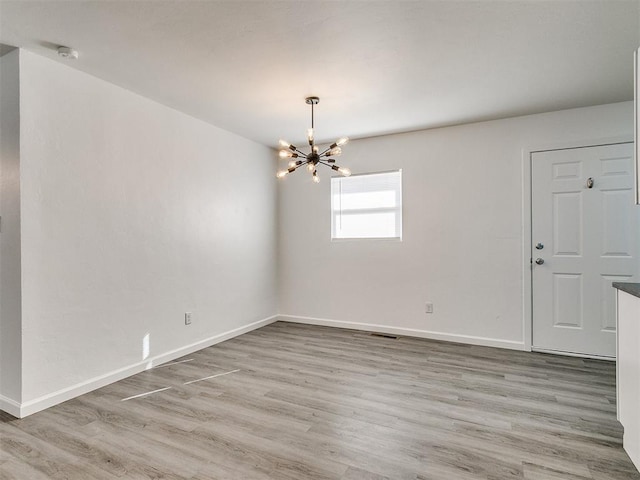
0 49 22 405
18 51 278 403
278 102 634 348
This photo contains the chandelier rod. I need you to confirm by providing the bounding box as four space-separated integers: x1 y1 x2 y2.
318 146 332 157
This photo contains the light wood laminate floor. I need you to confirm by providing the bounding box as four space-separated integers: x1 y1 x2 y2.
1 322 639 480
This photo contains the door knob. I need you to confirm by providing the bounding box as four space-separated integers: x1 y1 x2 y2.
535 243 544 250
535 258 544 265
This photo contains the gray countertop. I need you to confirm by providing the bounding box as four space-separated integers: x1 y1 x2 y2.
613 282 640 299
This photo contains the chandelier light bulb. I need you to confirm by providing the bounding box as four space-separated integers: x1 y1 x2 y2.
280 139 297 151
328 147 342 157
279 150 293 158
307 128 314 143
312 171 320 183
307 162 315 172
336 137 349 147
338 167 351 177
276 170 288 178
288 160 297 168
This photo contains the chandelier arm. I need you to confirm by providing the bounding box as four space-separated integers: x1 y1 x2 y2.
293 160 312 171
293 147 308 157
318 160 335 168
318 147 332 157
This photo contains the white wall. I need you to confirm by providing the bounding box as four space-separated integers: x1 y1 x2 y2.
0 49 22 407
2 49 634 417
16 51 277 410
278 102 634 349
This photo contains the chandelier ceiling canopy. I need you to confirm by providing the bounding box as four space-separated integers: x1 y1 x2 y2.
277 97 350 183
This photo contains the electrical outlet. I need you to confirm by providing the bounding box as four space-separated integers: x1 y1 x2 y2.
425 303 434 314
185 312 192 325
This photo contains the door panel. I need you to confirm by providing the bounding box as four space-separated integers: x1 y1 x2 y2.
532 143 637 357
553 191 582 255
552 273 582 328
601 189 632 256
601 274 632 331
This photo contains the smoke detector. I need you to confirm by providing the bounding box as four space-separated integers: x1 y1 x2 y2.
57 46 78 60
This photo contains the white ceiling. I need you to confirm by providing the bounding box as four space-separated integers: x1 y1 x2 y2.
1 1 639 147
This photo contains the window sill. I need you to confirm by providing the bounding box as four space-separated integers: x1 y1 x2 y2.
330 237 402 242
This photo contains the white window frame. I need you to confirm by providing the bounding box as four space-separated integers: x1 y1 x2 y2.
331 169 402 241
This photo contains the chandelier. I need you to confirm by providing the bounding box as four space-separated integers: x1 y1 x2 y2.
277 97 350 183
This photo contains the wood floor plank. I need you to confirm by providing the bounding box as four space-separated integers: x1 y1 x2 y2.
1 321 638 479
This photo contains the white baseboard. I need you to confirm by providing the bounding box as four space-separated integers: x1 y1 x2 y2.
278 314 526 351
0 394 21 418
7 315 278 418
531 347 615 361
4 313 525 418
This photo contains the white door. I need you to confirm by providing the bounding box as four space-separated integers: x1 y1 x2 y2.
532 143 638 357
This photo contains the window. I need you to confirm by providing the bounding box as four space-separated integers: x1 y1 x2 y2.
331 170 402 240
